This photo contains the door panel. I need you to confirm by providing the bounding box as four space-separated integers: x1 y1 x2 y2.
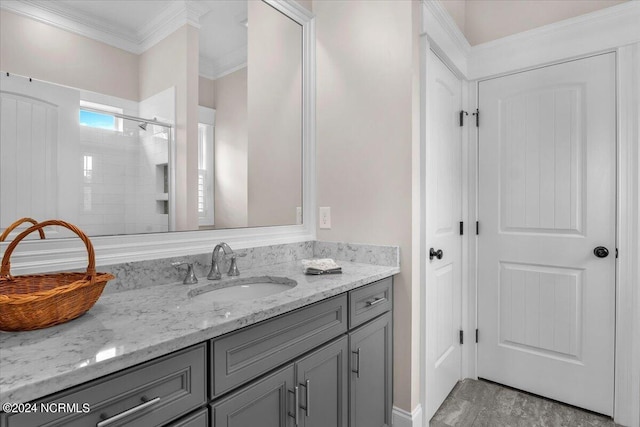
478 53 616 415
425 50 463 421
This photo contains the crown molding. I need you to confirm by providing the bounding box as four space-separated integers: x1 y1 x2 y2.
422 0 640 81
422 0 470 55
0 0 208 55
467 1 640 80
199 48 248 81
421 0 470 78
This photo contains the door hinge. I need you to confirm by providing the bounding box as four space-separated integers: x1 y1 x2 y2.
472 109 479 127
476 221 479 235
459 110 468 127
459 221 464 236
616 248 618 258
475 329 479 343
459 330 464 345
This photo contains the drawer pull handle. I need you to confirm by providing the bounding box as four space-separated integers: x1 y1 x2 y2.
366 297 386 307
288 387 300 426
96 396 160 427
352 348 361 378
300 379 311 417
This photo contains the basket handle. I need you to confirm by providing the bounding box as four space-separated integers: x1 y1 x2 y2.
0 218 46 242
0 220 96 283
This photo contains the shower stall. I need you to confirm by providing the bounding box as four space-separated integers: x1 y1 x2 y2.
0 73 175 238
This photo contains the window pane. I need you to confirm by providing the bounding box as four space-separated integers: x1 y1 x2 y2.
79 110 116 130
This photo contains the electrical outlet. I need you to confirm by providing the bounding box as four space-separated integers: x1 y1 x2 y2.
319 207 331 229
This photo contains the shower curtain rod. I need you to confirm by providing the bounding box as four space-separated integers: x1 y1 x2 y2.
3 72 174 129
80 106 173 129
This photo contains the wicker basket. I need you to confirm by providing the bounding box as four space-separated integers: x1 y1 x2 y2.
0 219 114 331
0 217 46 242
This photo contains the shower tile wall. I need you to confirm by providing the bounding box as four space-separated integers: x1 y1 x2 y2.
76 89 173 237
136 87 175 234
0 76 174 238
78 122 138 236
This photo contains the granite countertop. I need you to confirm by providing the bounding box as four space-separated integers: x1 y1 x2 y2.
0 259 399 404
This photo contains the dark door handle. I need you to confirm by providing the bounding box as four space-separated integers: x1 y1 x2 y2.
429 248 443 260
593 246 609 258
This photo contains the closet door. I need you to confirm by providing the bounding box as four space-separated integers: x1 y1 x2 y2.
424 49 464 421
478 53 616 415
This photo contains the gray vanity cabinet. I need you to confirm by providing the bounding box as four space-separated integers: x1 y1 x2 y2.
1 343 207 427
211 336 349 427
2 277 393 427
349 312 393 427
211 365 295 427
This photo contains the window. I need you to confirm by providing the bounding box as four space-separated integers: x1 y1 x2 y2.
79 100 123 131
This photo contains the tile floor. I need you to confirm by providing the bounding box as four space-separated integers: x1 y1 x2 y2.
430 379 620 427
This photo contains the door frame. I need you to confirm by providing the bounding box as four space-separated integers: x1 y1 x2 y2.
420 1 640 425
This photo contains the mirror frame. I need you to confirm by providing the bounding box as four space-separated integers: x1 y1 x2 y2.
1 0 316 274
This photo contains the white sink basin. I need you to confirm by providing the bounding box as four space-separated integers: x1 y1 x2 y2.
188 276 296 302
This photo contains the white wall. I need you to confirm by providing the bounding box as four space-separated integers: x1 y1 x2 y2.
199 76 215 109
314 0 421 413
0 10 139 101
247 0 302 227
212 68 248 229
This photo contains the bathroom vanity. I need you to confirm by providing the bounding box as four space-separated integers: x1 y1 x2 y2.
0 248 397 427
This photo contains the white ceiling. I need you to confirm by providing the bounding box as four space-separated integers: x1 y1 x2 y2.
1 0 248 78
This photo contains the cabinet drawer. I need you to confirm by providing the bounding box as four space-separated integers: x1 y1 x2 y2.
349 277 393 328
211 294 347 398
3 344 206 427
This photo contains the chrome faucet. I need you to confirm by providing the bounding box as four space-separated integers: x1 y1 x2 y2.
208 242 240 280
171 262 198 284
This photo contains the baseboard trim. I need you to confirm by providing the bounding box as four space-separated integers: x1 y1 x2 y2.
393 404 423 427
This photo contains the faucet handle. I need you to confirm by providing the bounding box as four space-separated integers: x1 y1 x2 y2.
172 262 198 285
207 260 221 280
228 255 240 276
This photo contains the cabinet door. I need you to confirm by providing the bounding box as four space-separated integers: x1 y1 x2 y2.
212 365 295 427
295 336 348 427
349 312 393 427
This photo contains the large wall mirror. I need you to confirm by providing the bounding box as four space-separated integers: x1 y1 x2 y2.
0 0 311 245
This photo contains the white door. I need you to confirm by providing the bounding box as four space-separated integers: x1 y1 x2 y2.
477 53 616 415
0 74 80 236
425 50 463 421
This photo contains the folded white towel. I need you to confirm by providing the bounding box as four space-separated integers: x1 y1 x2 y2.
301 258 342 275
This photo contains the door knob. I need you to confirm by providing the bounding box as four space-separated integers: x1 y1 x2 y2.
429 248 443 260
593 246 609 258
